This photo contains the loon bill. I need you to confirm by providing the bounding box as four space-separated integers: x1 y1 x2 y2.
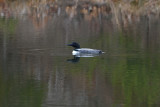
67 42 104 57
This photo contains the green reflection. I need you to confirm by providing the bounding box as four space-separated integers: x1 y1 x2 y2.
0 18 17 35
0 72 46 107
67 28 160 106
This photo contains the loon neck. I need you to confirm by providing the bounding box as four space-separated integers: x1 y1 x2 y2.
74 48 80 50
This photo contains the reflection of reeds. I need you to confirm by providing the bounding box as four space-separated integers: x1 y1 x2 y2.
108 1 120 29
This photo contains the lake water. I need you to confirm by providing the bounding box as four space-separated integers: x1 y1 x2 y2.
0 2 160 107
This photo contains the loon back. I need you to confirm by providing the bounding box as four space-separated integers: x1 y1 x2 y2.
74 48 102 54
67 42 104 57
72 48 102 57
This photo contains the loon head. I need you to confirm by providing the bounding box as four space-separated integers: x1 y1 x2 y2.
67 42 80 49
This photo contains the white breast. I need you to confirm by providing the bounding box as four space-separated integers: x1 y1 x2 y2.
72 50 80 55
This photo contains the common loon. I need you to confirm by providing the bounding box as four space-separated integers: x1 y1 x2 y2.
67 42 104 57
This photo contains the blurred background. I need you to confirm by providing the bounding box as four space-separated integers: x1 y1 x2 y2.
0 0 160 107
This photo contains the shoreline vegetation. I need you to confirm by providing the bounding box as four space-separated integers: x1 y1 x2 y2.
0 0 159 29
0 0 159 16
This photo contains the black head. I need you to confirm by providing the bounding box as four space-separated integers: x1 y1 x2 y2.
67 42 80 49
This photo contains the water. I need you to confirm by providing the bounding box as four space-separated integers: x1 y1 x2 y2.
0 1 160 107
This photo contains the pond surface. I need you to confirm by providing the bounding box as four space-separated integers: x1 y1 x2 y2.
0 2 160 107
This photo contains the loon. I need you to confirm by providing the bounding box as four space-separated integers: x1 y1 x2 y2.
67 42 104 57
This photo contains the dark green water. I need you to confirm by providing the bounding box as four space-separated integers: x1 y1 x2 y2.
0 4 160 107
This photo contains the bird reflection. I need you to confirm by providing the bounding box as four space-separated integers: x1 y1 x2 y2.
67 56 80 63
67 53 101 63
